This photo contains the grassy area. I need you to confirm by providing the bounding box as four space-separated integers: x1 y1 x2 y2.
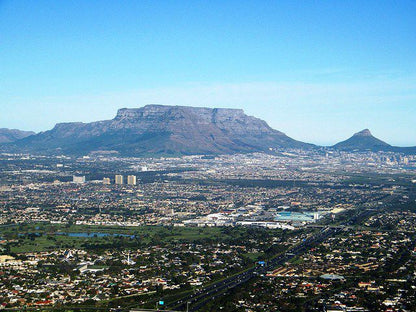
289 257 305 265
1 222 285 253
8 234 109 253
243 252 265 261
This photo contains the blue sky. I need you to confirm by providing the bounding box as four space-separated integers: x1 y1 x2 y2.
0 0 415 146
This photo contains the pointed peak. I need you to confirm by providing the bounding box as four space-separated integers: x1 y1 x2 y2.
354 129 372 137
333 128 391 151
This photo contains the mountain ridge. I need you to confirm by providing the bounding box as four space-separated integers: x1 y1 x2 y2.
0 128 35 144
1 106 415 156
4 105 312 156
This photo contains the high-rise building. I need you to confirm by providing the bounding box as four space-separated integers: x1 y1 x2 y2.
73 175 86 183
103 177 110 185
115 175 123 185
127 175 137 185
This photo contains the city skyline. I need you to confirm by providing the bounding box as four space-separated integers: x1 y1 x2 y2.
1 1 415 146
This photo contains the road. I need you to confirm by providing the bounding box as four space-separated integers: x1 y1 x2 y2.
167 227 336 312
137 193 406 311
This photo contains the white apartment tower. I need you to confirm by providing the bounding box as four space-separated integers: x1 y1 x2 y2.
115 175 123 185
127 175 137 185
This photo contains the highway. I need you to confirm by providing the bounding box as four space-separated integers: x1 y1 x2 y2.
167 227 336 312
138 193 405 311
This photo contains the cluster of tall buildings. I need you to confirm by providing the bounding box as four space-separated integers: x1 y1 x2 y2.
73 175 137 185
113 174 137 185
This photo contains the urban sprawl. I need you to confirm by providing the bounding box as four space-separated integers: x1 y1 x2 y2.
0 150 416 311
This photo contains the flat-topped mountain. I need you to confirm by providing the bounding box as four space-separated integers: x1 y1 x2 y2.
6 105 312 156
0 128 35 144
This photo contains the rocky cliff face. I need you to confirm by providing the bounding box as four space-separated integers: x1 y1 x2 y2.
6 105 312 156
111 106 275 136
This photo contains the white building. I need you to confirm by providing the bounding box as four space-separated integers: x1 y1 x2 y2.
73 175 86 183
115 175 123 185
127 175 137 185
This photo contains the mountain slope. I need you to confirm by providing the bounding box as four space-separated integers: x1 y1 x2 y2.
0 128 35 144
6 105 313 156
333 129 391 151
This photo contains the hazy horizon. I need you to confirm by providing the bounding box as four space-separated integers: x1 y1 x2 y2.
1 1 415 146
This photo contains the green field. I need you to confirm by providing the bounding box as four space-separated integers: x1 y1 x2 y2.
0 222 284 253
